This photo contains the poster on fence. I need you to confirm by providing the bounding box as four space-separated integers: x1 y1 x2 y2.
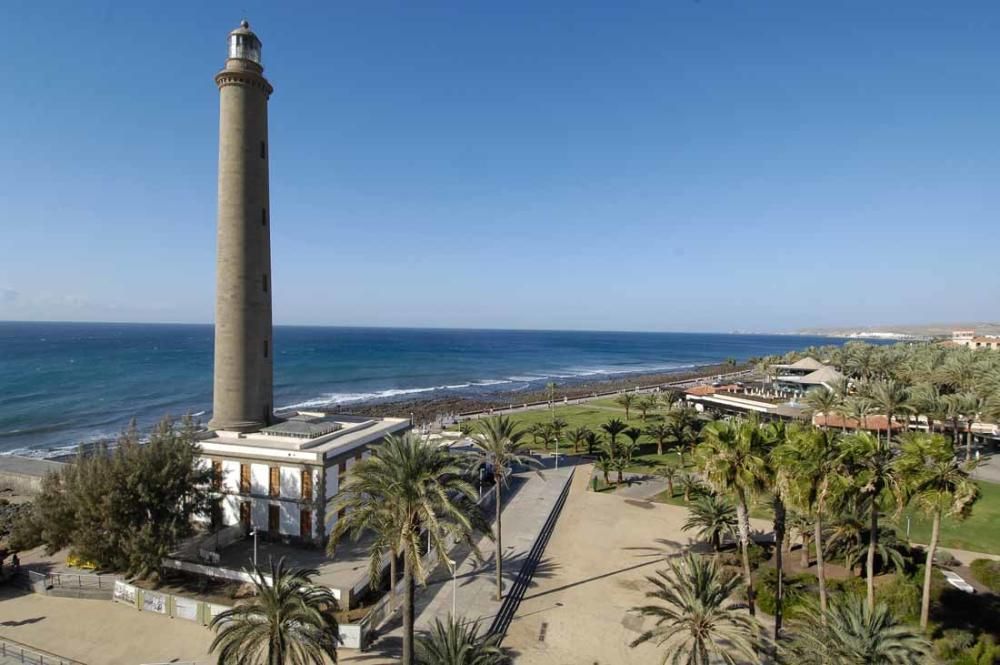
143 590 167 614
113 580 136 605
174 596 198 621
208 603 230 620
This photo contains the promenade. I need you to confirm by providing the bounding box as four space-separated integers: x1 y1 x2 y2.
344 457 576 663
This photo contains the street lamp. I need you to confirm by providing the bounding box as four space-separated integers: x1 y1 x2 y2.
251 527 259 567
447 559 457 617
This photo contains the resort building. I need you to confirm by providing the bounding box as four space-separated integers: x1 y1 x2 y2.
198 413 409 545
772 357 846 392
951 330 1000 350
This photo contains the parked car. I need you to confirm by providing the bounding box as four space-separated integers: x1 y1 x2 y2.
941 570 975 593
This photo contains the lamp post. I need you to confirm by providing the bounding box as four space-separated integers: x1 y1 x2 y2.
251 527 259 567
447 559 457 617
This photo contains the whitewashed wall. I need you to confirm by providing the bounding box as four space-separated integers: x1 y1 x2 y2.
250 464 269 495
279 466 300 499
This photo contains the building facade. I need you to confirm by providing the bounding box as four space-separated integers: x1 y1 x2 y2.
199 414 410 545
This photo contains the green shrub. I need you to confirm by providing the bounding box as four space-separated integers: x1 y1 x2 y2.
720 541 772 571
969 559 1000 593
953 634 1000 665
876 574 921 623
827 575 866 599
934 630 976 661
753 566 816 616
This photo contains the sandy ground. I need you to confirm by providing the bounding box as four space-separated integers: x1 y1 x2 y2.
0 588 214 664
504 465 769 665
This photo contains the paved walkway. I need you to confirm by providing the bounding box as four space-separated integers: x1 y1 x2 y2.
345 458 576 662
504 464 771 665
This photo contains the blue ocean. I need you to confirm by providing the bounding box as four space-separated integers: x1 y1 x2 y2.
0 322 844 456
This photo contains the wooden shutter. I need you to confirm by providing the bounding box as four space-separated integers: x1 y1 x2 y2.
301 469 313 500
269 467 280 497
240 464 251 494
300 509 312 539
212 461 222 490
268 504 280 532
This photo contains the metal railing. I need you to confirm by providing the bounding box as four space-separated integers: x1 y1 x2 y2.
26 570 118 590
0 638 83 665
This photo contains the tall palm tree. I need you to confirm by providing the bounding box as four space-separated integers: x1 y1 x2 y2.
895 432 979 630
601 418 628 457
842 431 901 611
595 456 613 487
545 381 557 407
645 422 672 456
959 392 987 462
415 616 508 665
681 494 736 553
328 433 488 665
773 425 842 612
666 405 701 465
616 392 637 420
210 558 340 665
784 596 929 664
762 419 790 639
550 416 569 446
870 379 912 444
623 426 643 449
470 416 541 601
629 553 764 664
696 418 768 616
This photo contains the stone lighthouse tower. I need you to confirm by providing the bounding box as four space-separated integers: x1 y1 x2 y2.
209 21 274 432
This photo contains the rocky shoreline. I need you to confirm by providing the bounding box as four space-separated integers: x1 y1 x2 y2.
334 362 748 425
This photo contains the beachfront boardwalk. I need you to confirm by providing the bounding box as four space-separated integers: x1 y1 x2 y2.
345 457 575 663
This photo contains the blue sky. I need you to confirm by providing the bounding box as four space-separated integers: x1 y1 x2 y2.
1 1 997 332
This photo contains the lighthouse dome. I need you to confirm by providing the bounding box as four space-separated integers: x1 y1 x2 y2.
228 20 262 64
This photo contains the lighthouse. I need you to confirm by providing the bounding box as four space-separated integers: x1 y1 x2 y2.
209 21 274 432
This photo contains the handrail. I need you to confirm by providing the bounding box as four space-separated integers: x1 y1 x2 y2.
0 637 85 665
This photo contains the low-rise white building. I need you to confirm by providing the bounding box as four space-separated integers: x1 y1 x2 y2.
198 412 410 545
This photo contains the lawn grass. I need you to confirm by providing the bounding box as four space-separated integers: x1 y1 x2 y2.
894 480 1000 555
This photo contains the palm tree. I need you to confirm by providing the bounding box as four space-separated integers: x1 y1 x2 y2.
629 553 764 664
895 432 979 630
959 392 987 462
550 416 569 446
656 464 679 498
682 494 736 553
645 422 672 456
527 422 548 450
595 456 613 487
415 616 508 665
620 437 640 465
787 511 814 569
470 416 541 601
804 387 841 429
584 430 602 456
785 596 929 664
696 418 769 616
666 405 701 465
623 426 643 450
616 392 637 420
845 396 874 433
637 394 659 420
210 558 340 665
870 379 912 444
328 433 487 665
773 425 842 612
678 472 706 502
601 418 628 457
761 419 790 638
566 425 590 454
611 456 629 486
842 431 901 611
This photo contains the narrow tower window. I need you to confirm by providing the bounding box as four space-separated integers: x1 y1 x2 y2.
260 141 266 159
263 340 269 358
262 208 267 226
262 273 268 292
